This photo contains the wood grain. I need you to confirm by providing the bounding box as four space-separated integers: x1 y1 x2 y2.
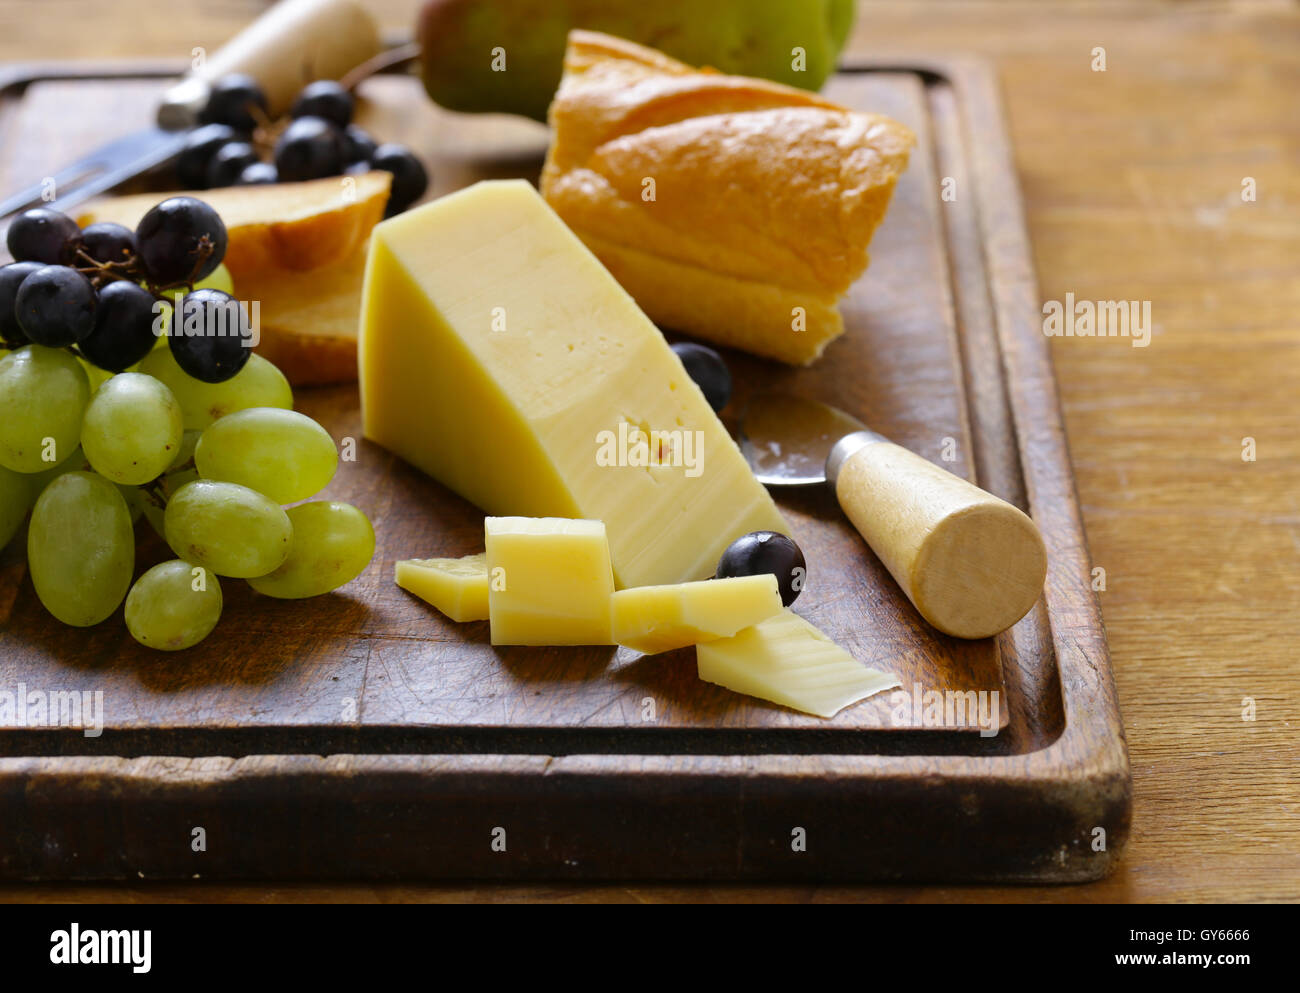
0 0 1294 901
0 55 1126 882
0 71 1012 743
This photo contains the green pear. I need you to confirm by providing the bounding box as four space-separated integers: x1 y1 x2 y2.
418 0 856 121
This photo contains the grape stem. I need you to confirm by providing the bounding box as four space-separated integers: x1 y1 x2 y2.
72 247 140 286
139 457 193 509
70 239 213 300
338 42 422 91
139 477 168 508
57 239 217 369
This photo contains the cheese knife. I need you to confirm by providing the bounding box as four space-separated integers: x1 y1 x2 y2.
740 392 1048 639
0 0 382 221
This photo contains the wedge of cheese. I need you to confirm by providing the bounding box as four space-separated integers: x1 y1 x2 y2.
485 517 614 646
395 553 490 623
359 179 790 588
696 610 899 718
611 575 783 654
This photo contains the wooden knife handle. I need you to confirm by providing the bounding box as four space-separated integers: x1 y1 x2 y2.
828 432 1048 639
157 0 382 129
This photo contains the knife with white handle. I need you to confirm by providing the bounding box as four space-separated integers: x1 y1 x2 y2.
740 392 1048 640
0 0 381 221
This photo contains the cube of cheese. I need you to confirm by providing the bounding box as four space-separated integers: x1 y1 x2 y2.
485 517 615 645
358 179 789 588
394 553 489 622
611 574 783 654
696 611 900 718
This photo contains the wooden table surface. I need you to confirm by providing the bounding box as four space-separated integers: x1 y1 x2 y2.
0 0 1295 903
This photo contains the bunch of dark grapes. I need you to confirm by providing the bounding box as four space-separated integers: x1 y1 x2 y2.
176 74 428 216
1 199 252 384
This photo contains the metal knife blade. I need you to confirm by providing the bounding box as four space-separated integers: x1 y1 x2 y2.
0 127 188 221
0 0 384 224
740 392 879 486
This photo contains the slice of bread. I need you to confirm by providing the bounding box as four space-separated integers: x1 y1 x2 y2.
239 246 367 387
78 173 392 385
77 173 390 280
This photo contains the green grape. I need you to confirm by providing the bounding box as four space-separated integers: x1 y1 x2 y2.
161 263 234 307
0 463 36 549
80 373 184 485
140 432 202 539
120 486 146 523
139 348 292 431
78 358 114 394
148 298 172 351
29 446 89 492
143 470 197 539
249 501 374 599
29 446 138 519
0 346 90 473
169 428 202 470
164 479 292 578
196 407 337 504
124 559 223 651
144 265 231 357
27 471 134 626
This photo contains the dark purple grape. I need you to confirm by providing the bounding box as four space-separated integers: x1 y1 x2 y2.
13 265 97 348
291 80 353 127
79 222 137 266
200 74 268 132
670 342 732 412
0 262 42 347
342 124 376 164
274 116 346 182
6 207 81 265
78 280 159 372
135 197 227 285
235 161 279 185
177 123 247 188
205 141 260 188
716 531 807 608
171 288 252 383
371 144 429 216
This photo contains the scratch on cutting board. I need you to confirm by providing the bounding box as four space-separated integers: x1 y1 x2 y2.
355 642 373 725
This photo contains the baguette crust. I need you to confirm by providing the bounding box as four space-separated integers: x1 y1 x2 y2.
541 30 914 365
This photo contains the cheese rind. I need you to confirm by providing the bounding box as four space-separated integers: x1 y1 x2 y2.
611 574 783 654
359 179 789 588
395 553 489 622
485 516 615 645
696 610 899 718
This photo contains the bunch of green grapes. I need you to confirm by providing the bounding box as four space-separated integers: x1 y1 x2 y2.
0 199 374 650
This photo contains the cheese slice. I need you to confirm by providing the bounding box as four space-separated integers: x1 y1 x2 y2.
696 610 900 718
485 516 615 645
394 553 489 622
359 179 789 588
611 574 783 654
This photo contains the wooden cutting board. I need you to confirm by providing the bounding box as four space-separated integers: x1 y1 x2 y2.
0 55 1129 882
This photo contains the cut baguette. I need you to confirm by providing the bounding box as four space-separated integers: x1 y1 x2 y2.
541 31 914 365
